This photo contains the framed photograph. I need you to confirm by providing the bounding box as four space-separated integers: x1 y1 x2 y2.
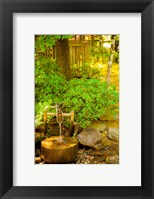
0 0 153 198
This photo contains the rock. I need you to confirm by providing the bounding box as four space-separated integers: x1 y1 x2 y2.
73 122 82 136
100 113 119 121
78 150 83 154
103 143 119 158
39 161 46 164
106 121 119 128
90 151 104 156
47 124 70 137
98 156 105 162
94 142 104 150
86 155 91 159
35 157 42 163
35 124 44 133
107 128 119 141
35 149 41 157
106 155 119 164
35 133 45 143
90 156 95 161
89 121 107 132
101 131 114 149
48 124 60 136
77 127 102 147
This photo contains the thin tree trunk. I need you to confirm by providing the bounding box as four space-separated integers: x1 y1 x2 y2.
106 54 113 86
106 36 115 86
56 38 72 80
91 35 94 47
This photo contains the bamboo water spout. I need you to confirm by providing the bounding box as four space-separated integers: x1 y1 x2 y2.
43 104 74 136
41 104 78 163
56 109 63 142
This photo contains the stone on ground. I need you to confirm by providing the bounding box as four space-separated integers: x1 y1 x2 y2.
107 128 119 141
35 132 45 143
105 155 119 164
101 131 115 149
77 127 102 147
100 113 119 121
93 142 104 150
89 121 107 132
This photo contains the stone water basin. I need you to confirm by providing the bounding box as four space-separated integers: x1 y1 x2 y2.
41 136 78 163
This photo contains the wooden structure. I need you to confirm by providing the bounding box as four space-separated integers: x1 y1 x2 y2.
36 41 90 67
36 46 56 59
44 106 74 136
69 41 90 67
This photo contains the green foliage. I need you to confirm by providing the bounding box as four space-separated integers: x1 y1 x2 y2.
35 58 61 74
35 58 67 103
35 100 52 127
35 61 119 128
35 35 72 52
113 51 119 63
112 35 119 63
90 46 111 62
71 62 102 79
35 35 119 129
62 78 119 128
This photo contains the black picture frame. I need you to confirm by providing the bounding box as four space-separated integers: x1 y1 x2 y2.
0 0 154 198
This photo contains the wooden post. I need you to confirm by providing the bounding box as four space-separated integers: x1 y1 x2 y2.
44 111 47 136
70 111 74 132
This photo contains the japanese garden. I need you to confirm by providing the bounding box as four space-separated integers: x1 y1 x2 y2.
35 34 119 164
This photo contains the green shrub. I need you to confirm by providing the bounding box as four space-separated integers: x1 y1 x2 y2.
35 58 67 103
71 62 102 79
90 46 110 63
113 51 119 63
35 100 53 127
35 57 119 129
62 78 119 128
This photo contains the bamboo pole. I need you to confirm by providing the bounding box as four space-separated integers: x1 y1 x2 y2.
44 111 47 136
47 112 72 117
70 111 75 132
